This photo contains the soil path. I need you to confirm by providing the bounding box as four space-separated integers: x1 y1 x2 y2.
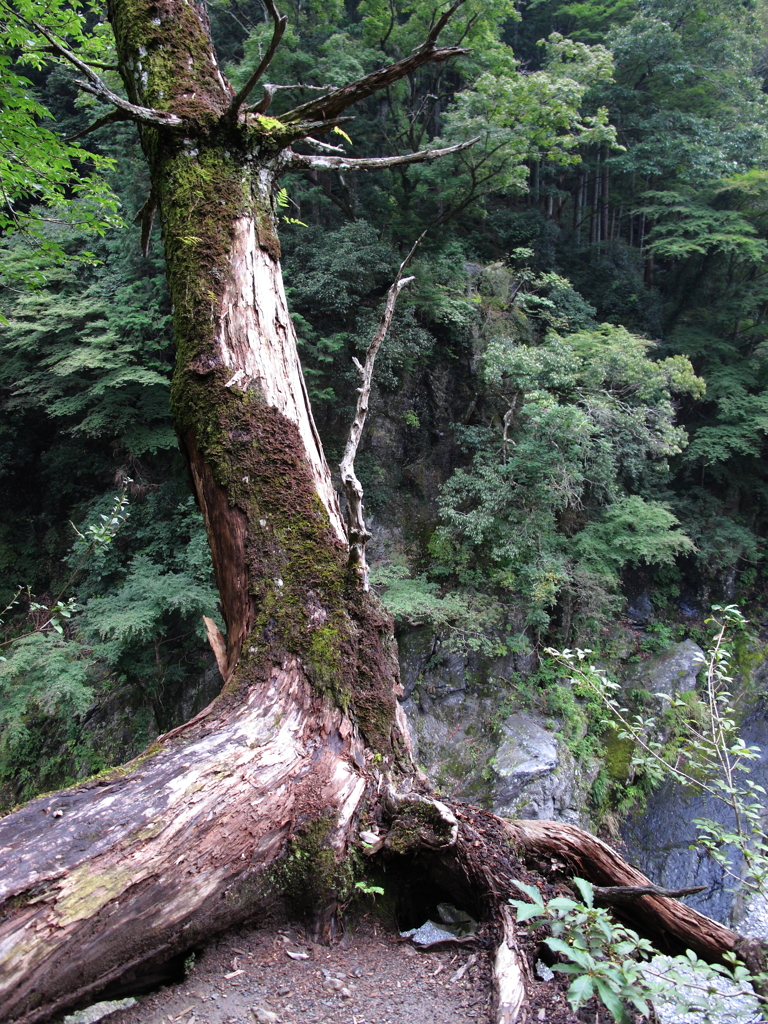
71 919 494 1024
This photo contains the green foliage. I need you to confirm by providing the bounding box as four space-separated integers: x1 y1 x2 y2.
0 632 92 750
0 0 120 282
0 485 219 798
431 316 702 635
549 607 768 899
574 495 694 575
81 552 218 674
370 564 514 656
510 877 758 1023
354 880 385 899
511 876 659 1022
0 239 175 458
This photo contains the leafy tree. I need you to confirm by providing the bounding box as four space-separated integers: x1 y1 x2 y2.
0 0 120 281
430 319 703 635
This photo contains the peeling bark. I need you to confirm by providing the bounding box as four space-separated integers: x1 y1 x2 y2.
215 216 344 543
494 906 530 1024
0 663 373 1024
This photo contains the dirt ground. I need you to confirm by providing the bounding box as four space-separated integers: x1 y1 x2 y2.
84 918 495 1024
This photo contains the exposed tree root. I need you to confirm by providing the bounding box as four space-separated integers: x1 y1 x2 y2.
507 819 741 961
1 722 766 1024
494 905 530 1024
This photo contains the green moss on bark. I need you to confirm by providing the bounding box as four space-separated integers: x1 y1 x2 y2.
386 799 454 855
108 0 230 118
108 0 403 757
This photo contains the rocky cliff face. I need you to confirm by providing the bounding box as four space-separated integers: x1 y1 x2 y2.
397 627 599 828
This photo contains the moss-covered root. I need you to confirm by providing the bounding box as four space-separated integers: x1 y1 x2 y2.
382 791 459 855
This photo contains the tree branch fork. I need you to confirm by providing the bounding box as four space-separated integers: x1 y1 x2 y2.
26 0 477 177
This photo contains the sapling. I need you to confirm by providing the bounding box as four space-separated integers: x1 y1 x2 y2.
543 606 768 1019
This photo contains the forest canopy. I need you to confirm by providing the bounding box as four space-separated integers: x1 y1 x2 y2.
3 3 768 1024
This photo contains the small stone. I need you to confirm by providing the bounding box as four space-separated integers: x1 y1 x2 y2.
340 988 352 999
350 967 363 978
535 960 554 982
277 988 291 997
251 1008 279 1024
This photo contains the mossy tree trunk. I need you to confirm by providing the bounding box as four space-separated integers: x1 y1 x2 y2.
0 2 446 1018
1 4 765 1023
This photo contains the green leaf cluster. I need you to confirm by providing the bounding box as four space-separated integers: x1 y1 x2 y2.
430 315 702 634
510 876 758 1023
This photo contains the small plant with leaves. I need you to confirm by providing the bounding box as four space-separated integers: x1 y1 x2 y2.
510 877 758 1023
545 607 768 1016
512 876 658 1022
275 187 307 227
354 880 385 902
547 606 768 901
1 489 130 651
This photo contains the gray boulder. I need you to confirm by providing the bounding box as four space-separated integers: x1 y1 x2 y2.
491 712 597 826
624 639 705 700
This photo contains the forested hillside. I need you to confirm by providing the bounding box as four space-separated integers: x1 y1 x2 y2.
2 0 767 809
4 1 768 1021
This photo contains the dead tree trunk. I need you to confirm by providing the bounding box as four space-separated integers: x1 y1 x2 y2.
1 3 765 1023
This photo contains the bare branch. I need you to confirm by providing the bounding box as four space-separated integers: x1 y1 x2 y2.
73 80 183 127
340 232 425 585
302 136 346 154
228 0 287 117
27 46 119 71
419 0 467 51
280 44 467 125
594 884 708 906
29 19 183 128
295 116 356 137
279 0 470 126
65 108 131 142
285 137 478 171
247 82 336 114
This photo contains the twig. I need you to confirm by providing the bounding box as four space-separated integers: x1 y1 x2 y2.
228 0 287 117
65 109 131 142
339 233 425 586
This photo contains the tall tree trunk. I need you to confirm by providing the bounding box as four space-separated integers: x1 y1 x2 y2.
104 0 406 749
0 4 413 1017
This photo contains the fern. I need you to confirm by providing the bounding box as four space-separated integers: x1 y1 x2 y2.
332 126 353 145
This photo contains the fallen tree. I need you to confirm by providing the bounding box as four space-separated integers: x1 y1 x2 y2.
0 1 765 1021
